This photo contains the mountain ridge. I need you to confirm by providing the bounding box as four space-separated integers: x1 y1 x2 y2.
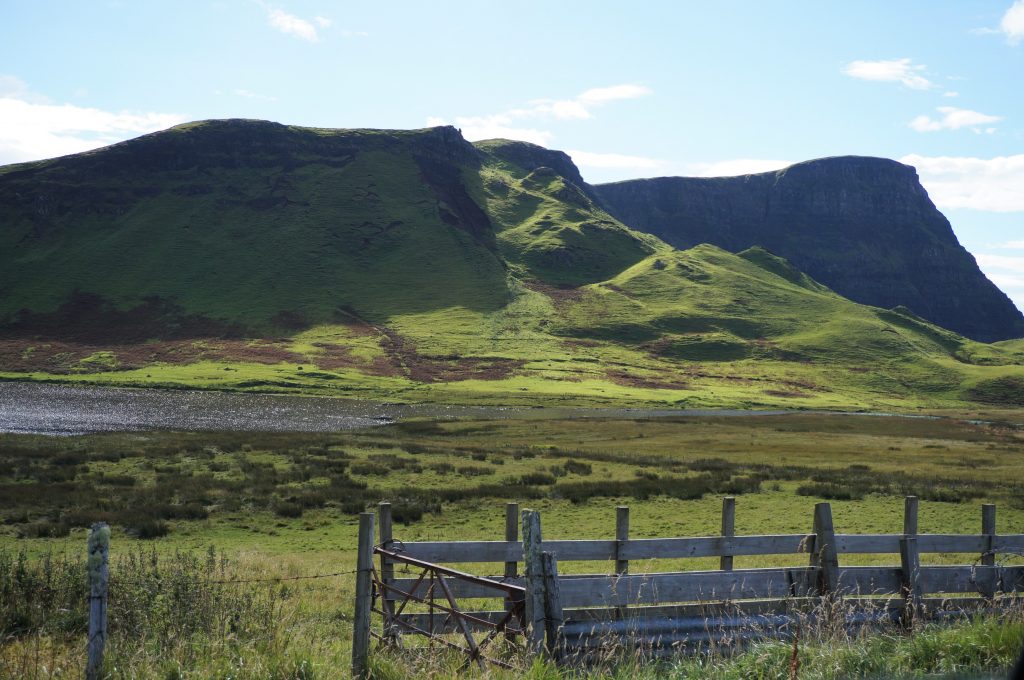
1 119 1022 409
594 155 1024 342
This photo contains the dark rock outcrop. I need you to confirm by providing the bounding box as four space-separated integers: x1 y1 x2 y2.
595 156 1024 342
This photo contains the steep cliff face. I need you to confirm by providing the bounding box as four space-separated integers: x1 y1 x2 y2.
595 156 1024 342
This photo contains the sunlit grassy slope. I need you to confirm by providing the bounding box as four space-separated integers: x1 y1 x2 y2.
1 120 1022 409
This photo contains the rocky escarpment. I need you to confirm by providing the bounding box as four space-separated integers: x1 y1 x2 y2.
595 157 1024 342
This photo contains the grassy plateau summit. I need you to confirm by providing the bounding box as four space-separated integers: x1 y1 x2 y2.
0 119 1022 409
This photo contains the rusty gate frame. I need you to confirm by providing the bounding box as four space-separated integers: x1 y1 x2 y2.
371 546 527 670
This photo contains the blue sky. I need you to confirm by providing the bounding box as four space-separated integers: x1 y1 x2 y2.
2 1 1022 312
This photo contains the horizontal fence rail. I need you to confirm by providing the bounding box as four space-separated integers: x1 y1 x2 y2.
352 497 1024 675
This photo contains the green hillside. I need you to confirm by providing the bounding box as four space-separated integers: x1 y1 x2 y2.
0 120 1022 409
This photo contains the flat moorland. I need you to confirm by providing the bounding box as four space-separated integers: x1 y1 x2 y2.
2 412 1023 678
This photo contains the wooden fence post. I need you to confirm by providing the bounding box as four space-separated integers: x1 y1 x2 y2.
86 523 109 680
900 536 923 626
504 502 519 639
903 496 918 537
720 497 736 571
378 502 396 641
522 509 546 656
810 503 839 596
615 506 630 576
981 504 997 598
901 496 922 624
541 551 565 663
352 512 376 680
505 502 520 580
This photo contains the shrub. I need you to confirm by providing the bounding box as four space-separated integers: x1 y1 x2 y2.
273 502 303 519
519 472 556 485
17 520 71 539
129 519 170 540
456 465 492 477
563 460 593 476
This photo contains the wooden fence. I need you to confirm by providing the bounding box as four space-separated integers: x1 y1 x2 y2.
351 497 1024 676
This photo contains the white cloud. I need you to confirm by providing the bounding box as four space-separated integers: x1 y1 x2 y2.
690 159 793 177
1001 1 1024 44
942 91 959 98
976 253 1024 271
268 8 319 42
975 249 1024 312
429 83 651 145
842 58 932 89
909 106 1002 132
0 84 185 165
314 16 332 28
567 150 666 170
430 113 553 146
1000 240 1024 249
0 75 49 104
547 100 591 120
900 154 1024 212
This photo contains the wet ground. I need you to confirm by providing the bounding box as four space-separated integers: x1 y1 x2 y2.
0 381 811 435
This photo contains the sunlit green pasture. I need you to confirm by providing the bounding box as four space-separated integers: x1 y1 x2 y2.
3 412 1024 678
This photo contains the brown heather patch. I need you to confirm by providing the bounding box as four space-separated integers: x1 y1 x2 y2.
0 338 307 374
309 342 401 377
764 389 812 398
379 327 523 382
606 368 691 390
523 280 585 307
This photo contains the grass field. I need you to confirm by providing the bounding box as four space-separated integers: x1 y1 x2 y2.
2 412 1024 678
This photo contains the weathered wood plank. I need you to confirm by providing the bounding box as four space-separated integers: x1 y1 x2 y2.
396 595 1002 634
836 566 903 595
921 565 1024 595
557 568 818 608
619 535 816 560
396 534 1024 563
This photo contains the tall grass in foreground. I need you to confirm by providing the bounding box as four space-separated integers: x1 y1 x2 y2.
369 615 1024 680
2 548 1022 679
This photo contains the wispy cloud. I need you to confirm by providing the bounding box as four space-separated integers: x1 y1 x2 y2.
999 240 1024 249
567 150 666 171
842 58 932 89
977 253 1024 270
428 84 651 145
0 78 185 165
314 16 332 28
909 106 1001 133
942 91 959 98
267 8 320 42
1001 1 1024 44
900 154 1024 212
689 159 792 177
